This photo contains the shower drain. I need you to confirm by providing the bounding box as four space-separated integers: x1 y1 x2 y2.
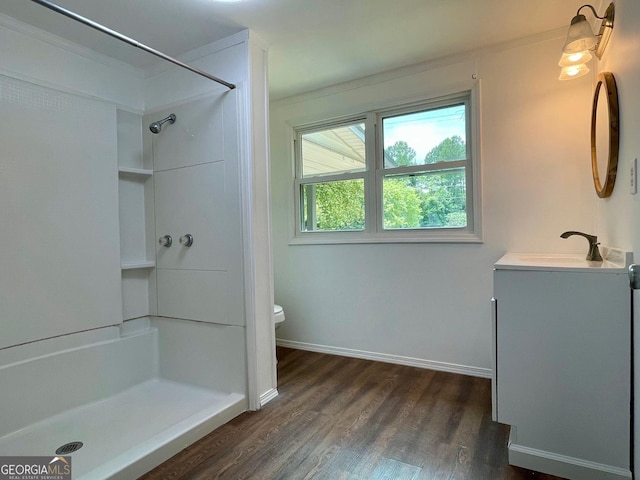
55 441 83 455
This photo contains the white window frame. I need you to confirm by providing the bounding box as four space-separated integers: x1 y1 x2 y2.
294 116 370 235
291 86 482 245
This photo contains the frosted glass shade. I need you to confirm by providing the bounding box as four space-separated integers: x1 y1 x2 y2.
563 14 597 54
558 51 592 67
559 63 590 81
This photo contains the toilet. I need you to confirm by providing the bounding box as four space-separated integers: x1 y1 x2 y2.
274 304 285 330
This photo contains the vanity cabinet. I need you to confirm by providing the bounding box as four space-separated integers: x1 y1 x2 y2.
493 253 631 480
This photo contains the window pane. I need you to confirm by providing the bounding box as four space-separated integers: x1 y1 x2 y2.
301 179 365 231
301 123 366 177
383 104 466 168
382 169 467 229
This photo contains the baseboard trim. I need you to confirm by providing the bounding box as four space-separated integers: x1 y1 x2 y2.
259 388 279 407
275 339 491 378
508 430 631 480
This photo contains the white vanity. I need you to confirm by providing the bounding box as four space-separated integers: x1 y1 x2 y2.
492 251 632 480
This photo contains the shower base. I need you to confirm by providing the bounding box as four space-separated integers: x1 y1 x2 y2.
0 380 244 479
0 317 248 479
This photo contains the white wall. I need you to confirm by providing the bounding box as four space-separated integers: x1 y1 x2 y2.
592 0 640 470
245 35 278 404
0 15 144 349
145 31 276 407
270 32 594 373
0 76 122 349
0 14 143 110
595 0 640 248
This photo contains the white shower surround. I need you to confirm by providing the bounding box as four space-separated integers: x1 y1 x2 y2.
0 12 274 478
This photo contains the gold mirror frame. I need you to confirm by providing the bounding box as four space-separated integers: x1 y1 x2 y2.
591 72 619 198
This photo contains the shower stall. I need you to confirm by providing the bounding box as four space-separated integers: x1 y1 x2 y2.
0 6 275 479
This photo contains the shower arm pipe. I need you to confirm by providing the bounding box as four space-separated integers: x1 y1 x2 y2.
29 0 236 90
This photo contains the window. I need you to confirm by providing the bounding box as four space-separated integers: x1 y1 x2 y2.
297 121 367 232
293 90 480 244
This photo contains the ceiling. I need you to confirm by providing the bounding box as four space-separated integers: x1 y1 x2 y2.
0 0 586 100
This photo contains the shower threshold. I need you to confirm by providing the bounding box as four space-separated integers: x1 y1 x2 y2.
0 378 245 479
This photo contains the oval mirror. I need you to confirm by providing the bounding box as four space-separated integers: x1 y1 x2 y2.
591 72 619 198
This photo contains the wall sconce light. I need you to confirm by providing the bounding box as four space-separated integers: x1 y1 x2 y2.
558 3 615 80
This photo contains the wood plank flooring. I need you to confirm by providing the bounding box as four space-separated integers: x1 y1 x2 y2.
140 348 565 480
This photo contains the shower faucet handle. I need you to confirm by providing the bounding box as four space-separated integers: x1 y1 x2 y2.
159 235 172 247
179 234 194 247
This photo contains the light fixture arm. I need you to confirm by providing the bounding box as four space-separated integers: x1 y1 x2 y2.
576 4 607 20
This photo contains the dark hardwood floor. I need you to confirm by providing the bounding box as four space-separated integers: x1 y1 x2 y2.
140 348 564 480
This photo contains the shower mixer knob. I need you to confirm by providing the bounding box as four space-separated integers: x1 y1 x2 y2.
159 235 172 247
179 234 194 247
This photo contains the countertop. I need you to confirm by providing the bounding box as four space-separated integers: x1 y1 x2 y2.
495 248 632 273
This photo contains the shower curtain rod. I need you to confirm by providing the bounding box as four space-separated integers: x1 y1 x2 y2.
29 0 236 90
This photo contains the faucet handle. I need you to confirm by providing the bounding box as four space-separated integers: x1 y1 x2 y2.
588 243 603 262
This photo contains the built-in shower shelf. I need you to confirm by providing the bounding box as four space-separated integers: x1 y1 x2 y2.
118 167 153 178
121 260 156 270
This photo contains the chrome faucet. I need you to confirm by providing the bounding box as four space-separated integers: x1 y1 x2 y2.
560 231 603 261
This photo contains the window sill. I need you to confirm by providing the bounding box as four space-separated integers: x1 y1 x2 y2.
289 230 483 245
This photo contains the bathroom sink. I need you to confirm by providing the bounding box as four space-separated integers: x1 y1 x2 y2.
513 254 587 264
495 250 631 273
